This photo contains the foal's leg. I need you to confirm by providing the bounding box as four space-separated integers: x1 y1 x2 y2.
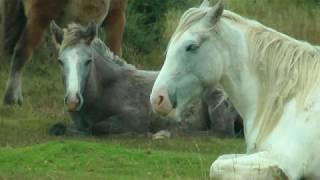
3 17 51 105
50 113 89 136
90 113 149 136
102 0 127 56
210 152 288 179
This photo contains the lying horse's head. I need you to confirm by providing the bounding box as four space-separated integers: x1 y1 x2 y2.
50 21 97 112
150 1 226 117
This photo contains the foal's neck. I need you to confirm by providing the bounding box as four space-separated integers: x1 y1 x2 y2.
85 55 120 96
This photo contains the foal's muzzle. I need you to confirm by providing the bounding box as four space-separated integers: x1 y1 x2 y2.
65 92 83 112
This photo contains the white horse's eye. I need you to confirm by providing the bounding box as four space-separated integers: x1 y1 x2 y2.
186 44 200 52
85 59 92 66
58 59 64 66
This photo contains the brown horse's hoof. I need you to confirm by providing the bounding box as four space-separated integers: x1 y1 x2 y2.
3 84 23 105
3 91 23 105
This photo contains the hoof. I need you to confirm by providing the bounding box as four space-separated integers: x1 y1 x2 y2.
3 88 23 106
152 130 171 140
49 123 67 136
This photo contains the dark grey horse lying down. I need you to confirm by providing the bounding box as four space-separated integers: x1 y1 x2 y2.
49 22 242 137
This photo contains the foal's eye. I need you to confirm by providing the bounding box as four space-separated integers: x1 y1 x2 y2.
186 44 200 52
85 59 92 66
58 59 64 66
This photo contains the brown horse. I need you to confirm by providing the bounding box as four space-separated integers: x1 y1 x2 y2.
2 0 127 105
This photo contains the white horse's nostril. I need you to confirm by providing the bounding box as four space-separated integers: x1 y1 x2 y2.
150 88 173 116
158 95 164 106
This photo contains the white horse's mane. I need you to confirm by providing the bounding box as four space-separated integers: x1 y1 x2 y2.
174 6 320 145
245 19 320 144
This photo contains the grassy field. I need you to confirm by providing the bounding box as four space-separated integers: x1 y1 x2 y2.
0 0 319 179
0 139 244 179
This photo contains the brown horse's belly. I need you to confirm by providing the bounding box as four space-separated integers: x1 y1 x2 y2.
59 0 111 26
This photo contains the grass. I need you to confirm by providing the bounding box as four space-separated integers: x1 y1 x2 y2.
0 0 319 179
0 138 244 180
0 61 245 178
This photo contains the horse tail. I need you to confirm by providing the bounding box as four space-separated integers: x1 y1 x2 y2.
2 0 26 55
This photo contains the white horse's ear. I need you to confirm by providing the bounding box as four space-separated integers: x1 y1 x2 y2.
206 0 224 25
200 0 210 8
50 20 63 47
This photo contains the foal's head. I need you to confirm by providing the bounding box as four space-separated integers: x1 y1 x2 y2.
51 21 98 112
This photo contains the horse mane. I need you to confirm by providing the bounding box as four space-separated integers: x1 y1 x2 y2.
171 6 262 42
222 11 320 144
61 23 88 49
91 38 129 67
244 18 320 144
62 23 131 68
174 6 320 145
171 7 208 42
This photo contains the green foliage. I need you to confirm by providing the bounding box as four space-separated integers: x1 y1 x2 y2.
124 0 199 53
123 0 320 67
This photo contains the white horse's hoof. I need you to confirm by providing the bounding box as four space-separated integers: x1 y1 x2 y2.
210 154 288 180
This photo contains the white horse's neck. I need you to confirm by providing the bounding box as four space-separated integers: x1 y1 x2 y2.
215 20 261 151
220 66 260 151
217 17 320 152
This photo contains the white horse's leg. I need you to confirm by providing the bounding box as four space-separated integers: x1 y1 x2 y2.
210 152 288 179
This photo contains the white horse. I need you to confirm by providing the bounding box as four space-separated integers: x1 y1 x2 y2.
150 0 320 179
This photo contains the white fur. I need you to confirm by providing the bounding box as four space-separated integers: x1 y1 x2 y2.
65 49 80 95
152 2 320 179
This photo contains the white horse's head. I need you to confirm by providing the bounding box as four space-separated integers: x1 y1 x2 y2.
150 0 246 117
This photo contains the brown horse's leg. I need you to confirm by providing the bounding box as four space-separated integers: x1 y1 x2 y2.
4 19 50 105
103 0 127 56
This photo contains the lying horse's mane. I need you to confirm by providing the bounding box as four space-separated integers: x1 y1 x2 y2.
244 17 320 144
62 23 90 49
174 7 320 145
171 7 207 42
62 23 131 68
91 38 130 67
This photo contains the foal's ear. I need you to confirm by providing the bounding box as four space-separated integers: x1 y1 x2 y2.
200 0 210 8
206 0 224 25
85 22 98 44
50 21 64 47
